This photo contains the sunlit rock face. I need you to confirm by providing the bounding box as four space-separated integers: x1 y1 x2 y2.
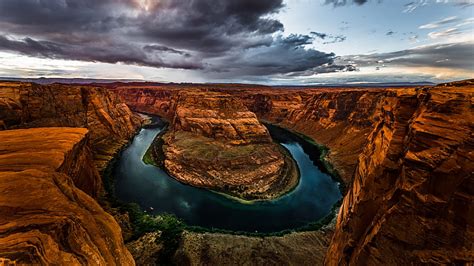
156 91 299 200
0 128 134 265
0 81 142 171
325 82 474 265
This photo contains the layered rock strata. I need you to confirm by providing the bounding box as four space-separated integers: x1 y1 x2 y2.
0 81 142 171
157 92 299 200
116 85 418 183
0 128 134 265
325 85 474 265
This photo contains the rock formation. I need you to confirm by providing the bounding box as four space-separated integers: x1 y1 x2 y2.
324 84 474 265
173 230 333 265
0 128 134 265
0 81 142 171
156 91 299 200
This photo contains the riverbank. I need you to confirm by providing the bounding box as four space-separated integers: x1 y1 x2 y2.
264 122 347 194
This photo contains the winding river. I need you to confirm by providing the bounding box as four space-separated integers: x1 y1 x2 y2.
114 118 342 233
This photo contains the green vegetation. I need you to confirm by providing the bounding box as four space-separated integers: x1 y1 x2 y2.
172 131 259 160
142 126 167 167
120 203 184 264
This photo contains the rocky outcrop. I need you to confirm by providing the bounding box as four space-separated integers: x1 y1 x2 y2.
0 81 142 171
0 127 134 265
173 229 333 266
325 84 474 265
158 91 299 200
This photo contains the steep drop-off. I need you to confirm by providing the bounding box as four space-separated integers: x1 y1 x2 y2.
325 85 474 265
155 91 299 200
0 81 142 171
0 128 134 265
114 81 473 264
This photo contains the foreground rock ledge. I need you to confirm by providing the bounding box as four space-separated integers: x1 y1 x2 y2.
152 92 299 200
0 128 134 265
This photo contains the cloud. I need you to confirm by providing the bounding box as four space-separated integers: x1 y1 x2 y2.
404 0 474 13
310 32 347 44
419 16 459 29
0 0 352 77
386 30 396 36
204 34 353 78
324 0 369 7
341 41 474 70
0 35 202 69
428 28 463 39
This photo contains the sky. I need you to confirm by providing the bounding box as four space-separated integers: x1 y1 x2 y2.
0 0 472 84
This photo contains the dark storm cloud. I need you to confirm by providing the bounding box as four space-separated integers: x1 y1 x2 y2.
206 34 356 78
342 41 474 70
0 0 351 77
143 45 191 57
0 35 202 69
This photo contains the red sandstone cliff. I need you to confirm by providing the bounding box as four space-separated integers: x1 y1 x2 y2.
0 81 142 171
116 84 416 183
0 128 134 265
325 84 474 265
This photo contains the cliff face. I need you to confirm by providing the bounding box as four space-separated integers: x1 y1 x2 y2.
159 91 299 200
0 128 134 265
114 81 473 264
241 89 394 183
0 81 142 171
114 86 180 119
325 85 474 265
172 92 271 145
117 85 415 183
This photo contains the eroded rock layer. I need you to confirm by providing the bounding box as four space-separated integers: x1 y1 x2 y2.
159 91 299 200
0 81 142 171
325 85 474 265
0 128 134 265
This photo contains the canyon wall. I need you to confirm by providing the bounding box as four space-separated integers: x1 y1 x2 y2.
325 85 474 265
115 81 473 264
117 85 414 183
0 81 142 265
0 128 134 265
0 81 142 171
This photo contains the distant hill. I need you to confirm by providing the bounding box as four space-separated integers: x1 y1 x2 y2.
0 77 441 87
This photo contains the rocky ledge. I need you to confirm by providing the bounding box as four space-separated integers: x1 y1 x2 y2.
151 92 299 200
0 128 134 265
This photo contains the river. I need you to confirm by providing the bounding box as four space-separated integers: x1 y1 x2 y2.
114 118 342 233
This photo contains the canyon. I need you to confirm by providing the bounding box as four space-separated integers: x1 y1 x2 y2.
0 79 472 265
